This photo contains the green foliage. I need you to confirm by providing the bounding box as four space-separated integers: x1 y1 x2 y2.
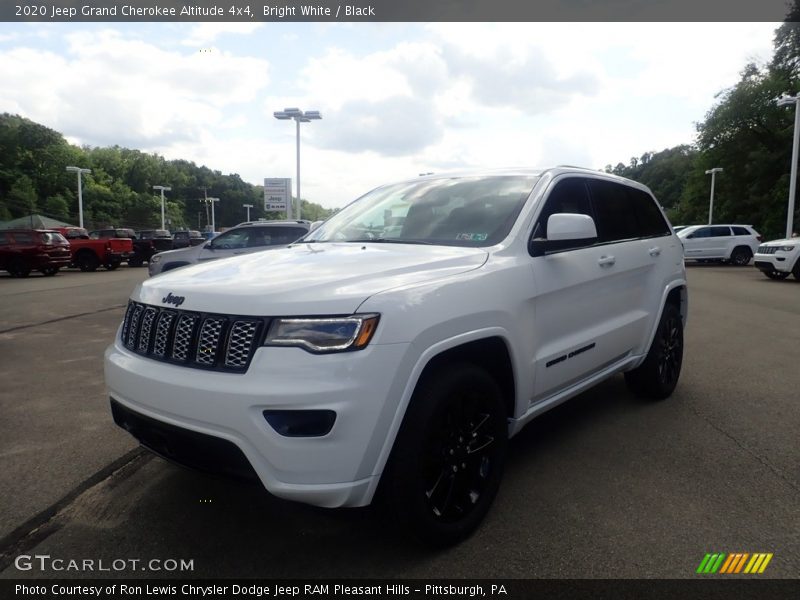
0 112 333 230
606 2 800 239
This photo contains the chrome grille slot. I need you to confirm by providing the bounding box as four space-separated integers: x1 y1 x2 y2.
172 314 198 362
152 311 176 357
119 301 264 373
137 307 157 353
226 321 260 368
127 304 143 348
196 318 225 365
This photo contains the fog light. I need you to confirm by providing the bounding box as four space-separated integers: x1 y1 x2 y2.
263 410 336 437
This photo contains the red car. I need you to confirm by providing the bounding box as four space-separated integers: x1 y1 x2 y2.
0 229 72 277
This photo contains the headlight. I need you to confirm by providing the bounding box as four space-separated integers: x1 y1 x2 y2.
150 254 162 263
264 314 380 353
779 245 796 252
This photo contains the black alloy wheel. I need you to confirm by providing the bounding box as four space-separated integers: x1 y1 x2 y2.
77 252 99 272
730 247 752 266
385 363 507 546
625 303 684 400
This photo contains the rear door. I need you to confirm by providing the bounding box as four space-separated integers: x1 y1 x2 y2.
709 226 733 258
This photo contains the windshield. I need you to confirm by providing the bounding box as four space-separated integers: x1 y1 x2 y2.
303 175 537 247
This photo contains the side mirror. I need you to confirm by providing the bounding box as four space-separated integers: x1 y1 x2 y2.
204 242 214 250
530 213 598 257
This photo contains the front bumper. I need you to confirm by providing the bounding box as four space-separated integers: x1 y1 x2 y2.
753 253 793 274
105 336 411 508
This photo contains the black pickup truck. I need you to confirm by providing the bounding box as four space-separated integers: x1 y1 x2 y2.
129 229 174 267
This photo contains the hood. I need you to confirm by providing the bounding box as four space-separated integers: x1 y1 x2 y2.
761 237 800 246
136 242 488 315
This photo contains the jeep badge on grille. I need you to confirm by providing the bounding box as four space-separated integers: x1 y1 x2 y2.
162 293 185 307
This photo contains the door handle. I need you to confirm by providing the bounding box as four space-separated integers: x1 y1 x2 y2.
648 246 661 257
233 251 246 255
597 255 616 267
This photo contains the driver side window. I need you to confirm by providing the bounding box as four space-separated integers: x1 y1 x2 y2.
211 230 249 249
533 178 593 239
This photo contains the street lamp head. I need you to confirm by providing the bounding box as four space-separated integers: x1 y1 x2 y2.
705 168 723 175
66 166 91 174
777 94 799 107
304 111 322 120
273 111 291 120
282 107 303 117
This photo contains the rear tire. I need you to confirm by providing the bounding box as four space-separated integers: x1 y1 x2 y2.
793 258 800 281
730 247 752 266
128 257 143 268
384 363 508 547
76 252 99 272
625 303 683 400
105 261 120 271
39 266 59 276
7 257 31 278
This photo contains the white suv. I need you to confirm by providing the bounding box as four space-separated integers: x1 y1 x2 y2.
676 224 761 265
753 237 800 280
105 168 687 545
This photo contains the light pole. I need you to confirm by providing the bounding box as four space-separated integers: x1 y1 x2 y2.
243 203 253 221
273 107 322 220
208 197 220 232
704 168 723 225
777 93 800 238
66 166 91 228
153 185 172 230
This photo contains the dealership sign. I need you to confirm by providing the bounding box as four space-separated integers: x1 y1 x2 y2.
264 178 291 211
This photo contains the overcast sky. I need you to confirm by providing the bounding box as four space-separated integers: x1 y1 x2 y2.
0 22 780 208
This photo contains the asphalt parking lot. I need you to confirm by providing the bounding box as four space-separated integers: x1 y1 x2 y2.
0 264 798 579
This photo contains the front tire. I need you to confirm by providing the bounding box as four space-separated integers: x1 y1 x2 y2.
384 363 508 546
39 266 59 276
764 270 790 280
625 303 683 400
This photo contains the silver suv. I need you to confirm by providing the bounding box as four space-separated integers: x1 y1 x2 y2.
148 220 310 276
677 224 761 265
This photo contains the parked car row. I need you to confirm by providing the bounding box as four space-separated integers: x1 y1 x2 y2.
675 222 800 280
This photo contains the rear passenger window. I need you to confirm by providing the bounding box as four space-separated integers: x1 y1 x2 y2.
534 178 593 238
629 188 671 238
711 226 731 237
587 180 640 243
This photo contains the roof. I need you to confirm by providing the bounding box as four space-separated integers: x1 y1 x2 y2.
0 214 76 230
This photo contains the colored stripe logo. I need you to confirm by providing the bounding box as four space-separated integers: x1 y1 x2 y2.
697 553 773 574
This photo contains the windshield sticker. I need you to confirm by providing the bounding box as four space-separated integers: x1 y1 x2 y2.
456 233 488 241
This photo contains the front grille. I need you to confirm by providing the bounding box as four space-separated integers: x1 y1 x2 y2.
757 245 778 254
120 301 266 373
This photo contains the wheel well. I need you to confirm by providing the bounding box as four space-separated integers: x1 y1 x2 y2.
666 285 687 325
732 245 752 255
416 337 516 419
75 248 96 258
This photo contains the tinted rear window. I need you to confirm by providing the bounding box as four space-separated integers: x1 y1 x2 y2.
732 226 750 235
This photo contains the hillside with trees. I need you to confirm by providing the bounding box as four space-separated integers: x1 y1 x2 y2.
606 6 800 239
0 114 334 231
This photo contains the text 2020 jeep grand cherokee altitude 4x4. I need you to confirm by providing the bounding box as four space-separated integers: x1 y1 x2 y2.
105 168 687 545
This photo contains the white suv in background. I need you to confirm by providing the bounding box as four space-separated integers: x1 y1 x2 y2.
105 168 687 546
677 224 761 265
753 237 800 280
